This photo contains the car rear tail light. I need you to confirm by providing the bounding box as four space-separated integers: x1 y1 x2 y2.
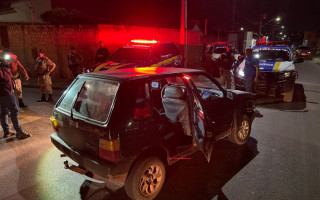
99 138 120 162
133 106 151 119
50 116 59 131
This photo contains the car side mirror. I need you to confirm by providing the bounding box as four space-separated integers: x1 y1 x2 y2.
294 57 304 63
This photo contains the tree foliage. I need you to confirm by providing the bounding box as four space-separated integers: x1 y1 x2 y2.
40 8 94 24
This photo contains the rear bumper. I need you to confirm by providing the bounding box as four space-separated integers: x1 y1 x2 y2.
50 132 132 182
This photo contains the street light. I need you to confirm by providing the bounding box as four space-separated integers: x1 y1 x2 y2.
259 16 281 40
240 27 244 31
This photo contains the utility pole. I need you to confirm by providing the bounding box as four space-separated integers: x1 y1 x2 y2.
204 18 208 36
180 0 187 68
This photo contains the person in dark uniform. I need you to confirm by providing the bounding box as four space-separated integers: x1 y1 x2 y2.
244 48 259 92
217 46 235 89
67 46 83 78
95 40 110 64
34 49 56 102
0 50 31 139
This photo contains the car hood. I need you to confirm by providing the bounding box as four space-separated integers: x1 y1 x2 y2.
91 61 138 72
238 60 295 72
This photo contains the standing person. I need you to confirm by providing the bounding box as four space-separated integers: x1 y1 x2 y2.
34 49 56 102
0 51 30 139
244 48 259 92
217 46 235 89
95 40 110 64
9 54 30 108
67 46 83 78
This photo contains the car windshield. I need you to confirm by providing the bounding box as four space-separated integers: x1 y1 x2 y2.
253 49 291 61
298 46 311 50
213 47 227 54
110 47 149 63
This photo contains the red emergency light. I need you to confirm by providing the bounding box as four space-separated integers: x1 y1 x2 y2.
213 42 233 45
131 39 158 44
256 40 290 46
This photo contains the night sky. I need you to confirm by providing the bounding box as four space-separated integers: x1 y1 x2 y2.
52 0 320 33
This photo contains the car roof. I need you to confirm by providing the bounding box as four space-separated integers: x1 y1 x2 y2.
123 42 176 49
79 67 202 81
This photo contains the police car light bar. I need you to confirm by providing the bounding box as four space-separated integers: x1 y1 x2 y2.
131 39 158 44
256 41 290 46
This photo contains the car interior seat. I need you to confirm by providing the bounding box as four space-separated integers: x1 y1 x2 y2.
162 83 191 136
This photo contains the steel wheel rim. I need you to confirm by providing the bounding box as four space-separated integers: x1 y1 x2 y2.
238 119 250 140
140 164 163 196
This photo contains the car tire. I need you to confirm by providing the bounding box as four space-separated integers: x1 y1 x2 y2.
229 114 251 145
125 156 166 200
282 85 294 102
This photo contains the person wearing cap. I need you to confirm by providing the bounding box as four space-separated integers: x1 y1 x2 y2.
34 49 56 102
0 50 31 139
95 40 110 64
67 46 83 78
217 46 235 89
8 53 30 108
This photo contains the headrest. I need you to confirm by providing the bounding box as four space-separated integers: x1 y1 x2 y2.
164 85 185 99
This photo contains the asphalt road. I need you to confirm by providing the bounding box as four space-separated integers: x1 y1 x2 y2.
0 60 320 200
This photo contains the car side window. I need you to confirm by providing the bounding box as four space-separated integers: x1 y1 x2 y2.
73 80 119 123
134 82 151 119
190 74 223 100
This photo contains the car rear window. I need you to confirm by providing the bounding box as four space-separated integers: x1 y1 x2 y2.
298 46 311 50
57 78 119 123
213 47 227 54
73 80 119 123
110 47 149 63
58 79 86 111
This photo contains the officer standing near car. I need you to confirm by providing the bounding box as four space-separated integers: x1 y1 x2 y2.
244 48 259 92
35 49 56 102
9 54 30 108
217 46 234 89
95 40 110 64
0 51 31 139
67 46 83 78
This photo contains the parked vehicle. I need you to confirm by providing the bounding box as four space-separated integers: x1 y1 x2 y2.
296 45 312 60
84 39 182 73
234 41 304 102
205 42 241 77
50 67 255 200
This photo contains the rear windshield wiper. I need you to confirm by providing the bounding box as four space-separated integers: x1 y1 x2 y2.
71 81 86 120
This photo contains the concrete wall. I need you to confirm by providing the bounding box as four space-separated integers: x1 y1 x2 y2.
6 24 96 78
3 24 202 78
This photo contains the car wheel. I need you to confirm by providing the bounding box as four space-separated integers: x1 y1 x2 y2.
125 156 166 200
282 85 294 102
229 114 251 145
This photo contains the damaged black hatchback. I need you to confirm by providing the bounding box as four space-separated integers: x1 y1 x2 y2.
50 67 255 200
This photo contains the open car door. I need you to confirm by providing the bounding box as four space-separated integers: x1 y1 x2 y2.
183 75 213 162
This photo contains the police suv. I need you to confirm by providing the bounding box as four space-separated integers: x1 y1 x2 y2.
85 39 182 73
234 41 304 102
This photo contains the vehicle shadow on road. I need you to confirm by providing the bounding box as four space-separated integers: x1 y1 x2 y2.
79 137 259 200
256 83 307 111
